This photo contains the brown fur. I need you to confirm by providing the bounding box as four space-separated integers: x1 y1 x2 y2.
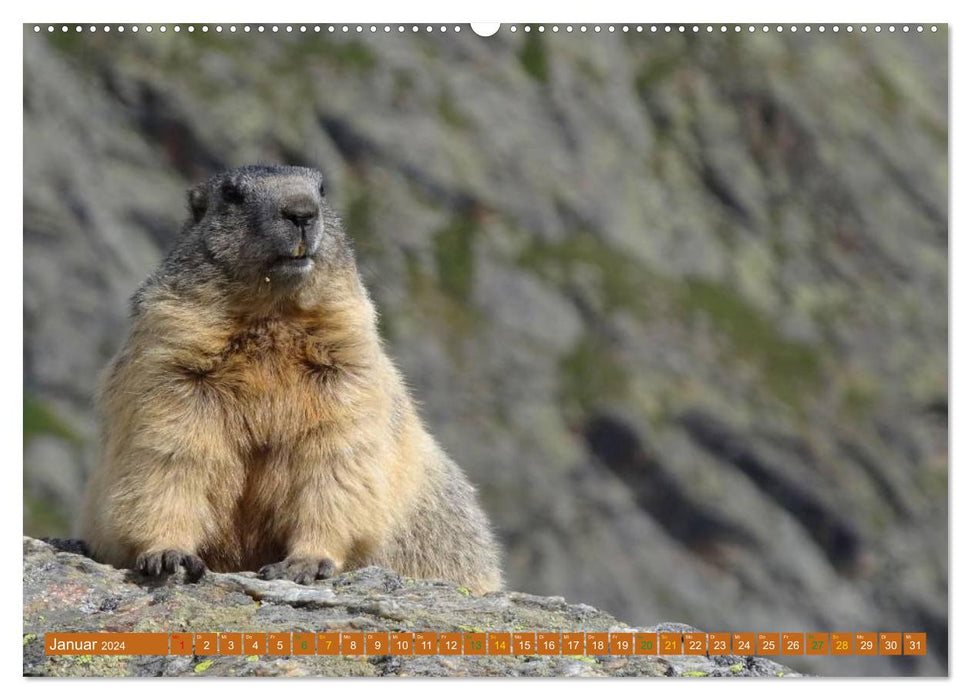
78 166 502 593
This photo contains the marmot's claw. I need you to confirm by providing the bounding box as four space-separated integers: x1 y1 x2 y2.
181 553 207 582
318 559 336 578
259 556 336 585
135 550 207 582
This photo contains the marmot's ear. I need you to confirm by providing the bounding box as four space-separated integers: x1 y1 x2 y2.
187 185 208 223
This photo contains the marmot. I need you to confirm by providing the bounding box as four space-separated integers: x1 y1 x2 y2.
78 165 502 593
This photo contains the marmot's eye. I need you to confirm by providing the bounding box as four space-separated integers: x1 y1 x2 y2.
318 182 326 197
221 180 245 204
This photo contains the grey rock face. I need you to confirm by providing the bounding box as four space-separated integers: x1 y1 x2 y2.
23 27 946 677
23 537 799 677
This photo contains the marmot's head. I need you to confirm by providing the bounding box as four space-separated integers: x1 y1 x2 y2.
184 165 351 295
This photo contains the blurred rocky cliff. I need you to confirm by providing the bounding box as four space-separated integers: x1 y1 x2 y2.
23 25 947 676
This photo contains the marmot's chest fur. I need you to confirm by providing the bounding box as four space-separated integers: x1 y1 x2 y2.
178 316 377 451
170 315 395 571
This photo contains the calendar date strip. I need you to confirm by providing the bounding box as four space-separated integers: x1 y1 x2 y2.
40 631 927 657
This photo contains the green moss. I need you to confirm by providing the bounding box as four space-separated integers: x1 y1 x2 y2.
729 662 744 674
559 334 630 413
340 188 393 340
839 375 880 420
174 28 245 53
680 278 822 408
246 654 259 662
24 395 80 444
456 586 471 596
437 91 469 129
569 655 598 664
286 36 377 73
24 492 70 538
23 634 37 646
920 114 948 148
194 660 214 673
44 30 87 56
869 67 902 114
519 29 549 83
134 618 168 633
634 44 688 94
682 670 708 677
576 58 605 87
433 214 479 303
520 232 823 410
344 190 376 256
517 231 657 317
403 245 482 346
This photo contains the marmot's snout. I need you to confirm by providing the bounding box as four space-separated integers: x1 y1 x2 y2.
281 195 318 230
278 193 321 259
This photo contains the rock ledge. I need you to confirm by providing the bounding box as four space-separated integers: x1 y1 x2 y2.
23 537 797 677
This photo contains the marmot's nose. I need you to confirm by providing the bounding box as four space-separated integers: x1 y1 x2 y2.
281 198 318 229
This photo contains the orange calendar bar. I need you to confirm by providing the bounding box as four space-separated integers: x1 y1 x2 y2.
538 632 560 655
366 632 390 656
609 632 633 655
464 632 487 655
170 632 193 655
195 633 218 655
390 632 414 655
488 632 511 655
756 633 779 655
562 632 585 655
659 632 682 655
683 632 706 655
341 632 364 656
732 632 755 655
243 633 266 655
33 629 930 657
314 633 337 655
414 632 437 655
512 631 536 655
707 633 730 655
830 632 853 656
44 632 168 656
781 633 804 656
880 633 902 655
904 633 927 656
218 633 242 655
634 632 658 655
586 632 609 655
293 633 315 655
806 633 828 655
855 632 878 656
268 632 291 655
439 632 462 655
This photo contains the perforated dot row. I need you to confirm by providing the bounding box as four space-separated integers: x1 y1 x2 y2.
32 25 465 34
507 24 938 34
31 24 940 35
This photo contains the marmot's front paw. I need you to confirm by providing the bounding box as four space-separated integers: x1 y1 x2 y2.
135 549 207 582
258 556 336 585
